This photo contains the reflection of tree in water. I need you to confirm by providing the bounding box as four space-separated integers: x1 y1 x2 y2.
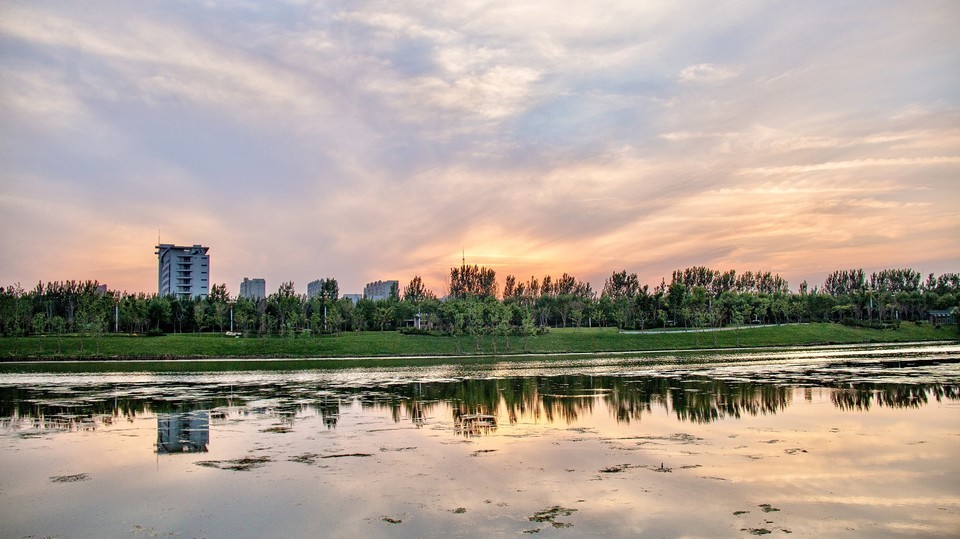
318 397 340 428
0 382 335 430
357 376 600 427
598 377 792 424
361 375 958 426
1 376 957 430
831 383 959 411
352 376 791 426
672 380 791 424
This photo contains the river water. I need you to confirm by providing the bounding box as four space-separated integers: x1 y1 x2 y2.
1 343 958 537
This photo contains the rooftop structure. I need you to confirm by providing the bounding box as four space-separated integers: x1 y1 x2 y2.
156 244 209 298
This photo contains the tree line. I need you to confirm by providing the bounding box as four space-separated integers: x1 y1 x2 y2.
0 265 957 340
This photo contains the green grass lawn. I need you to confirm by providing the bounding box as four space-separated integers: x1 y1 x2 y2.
0 322 954 362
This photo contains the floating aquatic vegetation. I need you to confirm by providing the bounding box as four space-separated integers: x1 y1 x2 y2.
528 505 577 524
288 453 319 465
50 473 89 483
131 524 176 537
260 426 292 433
196 456 271 471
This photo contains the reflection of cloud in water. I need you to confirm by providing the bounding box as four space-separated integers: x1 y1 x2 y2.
1 347 958 537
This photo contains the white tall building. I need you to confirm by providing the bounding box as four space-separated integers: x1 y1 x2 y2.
363 280 399 301
307 278 337 299
156 244 209 298
239 278 266 300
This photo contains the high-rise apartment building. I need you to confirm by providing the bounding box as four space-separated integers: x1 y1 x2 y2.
239 278 266 300
363 280 399 301
307 278 339 299
156 244 210 298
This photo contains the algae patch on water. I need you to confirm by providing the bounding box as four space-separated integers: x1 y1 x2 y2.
50 473 89 483
528 505 578 523
196 456 272 471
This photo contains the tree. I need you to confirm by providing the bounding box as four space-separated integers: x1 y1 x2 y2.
449 264 498 299
31 313 45 336
666 282 687 326
209 283 230 303
403 276 434 303
193 301 212 332
602 271 640 329
502 275 517 299
207 284 230 332
602 270 639 300
350 300 367 332
147 296 171 331
569 298 585 328
326 302 345 335
485 299 510 354
314 278 339 301
233 297 257 335
270 282 303 333
335 299 354 333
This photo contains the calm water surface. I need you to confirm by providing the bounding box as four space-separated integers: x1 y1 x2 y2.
1 343 958 538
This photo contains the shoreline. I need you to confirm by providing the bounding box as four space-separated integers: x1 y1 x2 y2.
1 340 957 369
0 339 949 363
0 323 956 364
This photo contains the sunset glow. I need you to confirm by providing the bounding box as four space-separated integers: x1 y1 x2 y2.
1 1 957 296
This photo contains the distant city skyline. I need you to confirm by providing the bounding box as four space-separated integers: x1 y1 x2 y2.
1 2 957 296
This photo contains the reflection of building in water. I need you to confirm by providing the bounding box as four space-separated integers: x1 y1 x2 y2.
157 412 209 453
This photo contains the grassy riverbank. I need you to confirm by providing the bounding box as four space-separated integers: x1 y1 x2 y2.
0 322 954 362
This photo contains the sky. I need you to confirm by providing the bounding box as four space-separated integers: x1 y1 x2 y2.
1 1 958 297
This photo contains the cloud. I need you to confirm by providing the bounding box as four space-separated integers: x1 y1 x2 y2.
1 0 958 295
679 63 741 83
739 157 960 176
